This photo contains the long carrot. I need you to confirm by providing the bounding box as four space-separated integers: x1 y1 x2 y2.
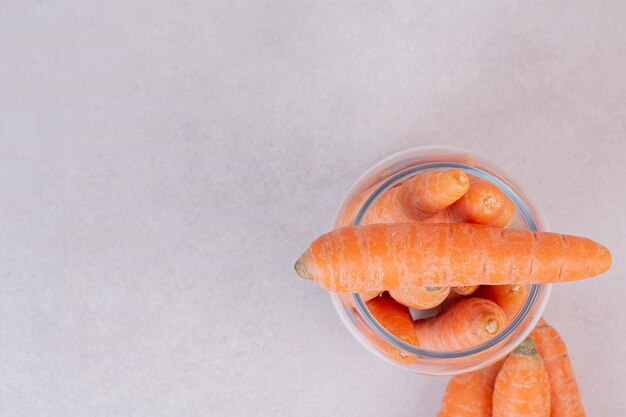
425 179 515 227
365 295 419 362
362 169 470 224
389 286 450 310
493 337 551 417
437 360 504 417
413 298 506 351
295 223 611 292
531 319 586 417
478 285 528 322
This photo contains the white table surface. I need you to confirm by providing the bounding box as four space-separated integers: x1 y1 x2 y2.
2 1 626 416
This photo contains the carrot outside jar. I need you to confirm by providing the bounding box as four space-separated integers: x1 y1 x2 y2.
327 146 551 375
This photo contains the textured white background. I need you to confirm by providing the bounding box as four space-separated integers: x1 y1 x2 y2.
1 1 626 416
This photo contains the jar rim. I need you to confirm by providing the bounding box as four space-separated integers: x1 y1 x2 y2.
339 147 551 361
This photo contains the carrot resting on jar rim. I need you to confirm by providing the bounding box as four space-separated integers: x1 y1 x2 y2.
294 223 611 292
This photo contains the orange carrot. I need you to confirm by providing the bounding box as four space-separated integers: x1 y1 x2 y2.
295 223 611 292
479 285 528 322
365 295 419 362
452 285 480 296
359 291 381 301
425 179 515 227
361 169 470 224
437 360 504 417
531 319 586 417
389 286 450 310
366 295 419 345
413 298 506 351
493 337 550 417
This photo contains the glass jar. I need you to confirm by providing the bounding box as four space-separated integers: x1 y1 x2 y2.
329 146 551 375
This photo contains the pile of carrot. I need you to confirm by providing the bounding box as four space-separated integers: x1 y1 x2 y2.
295 168 609 415
438 320 584 417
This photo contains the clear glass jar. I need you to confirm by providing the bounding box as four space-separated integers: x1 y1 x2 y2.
329 146 551 375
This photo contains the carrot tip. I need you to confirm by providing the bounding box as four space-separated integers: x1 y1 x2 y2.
485 318 499 335
514 337 537 355
294 256 313 280
451 169 470 187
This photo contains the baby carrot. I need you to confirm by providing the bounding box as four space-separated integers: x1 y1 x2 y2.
531 320 586 417
295 223 611 292
365 295 419 362
437 360 504 417
452 285 480 296
426 179 515 227
362 169 470 224
493 337 551 417
478 285 528 322
413 298 506 351
389 286 450 310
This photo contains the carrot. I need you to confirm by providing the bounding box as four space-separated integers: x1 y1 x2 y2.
437 360 504 417
361 169 470 224
493 337 551 417
389 286 450 310
295 223 611 292
425 179 515 227
452 285 480 296
479 285 528 322
531 319 586 417
413 298 506 351
365 295 419 362
366 295 419 345
359 291 381 301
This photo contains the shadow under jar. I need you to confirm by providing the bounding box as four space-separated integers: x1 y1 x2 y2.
329 146 551 375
